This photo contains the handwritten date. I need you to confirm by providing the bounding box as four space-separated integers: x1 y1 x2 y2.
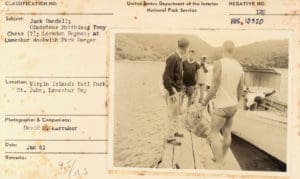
57 159 88 179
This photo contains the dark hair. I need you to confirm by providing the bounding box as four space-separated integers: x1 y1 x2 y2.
178 38 189 49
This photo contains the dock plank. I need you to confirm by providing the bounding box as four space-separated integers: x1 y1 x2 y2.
160 141 175 168
160 111 241 170
192 133 241 170
219 136 241 170
173 127 195 169
222 151 241 170
191 133 217 169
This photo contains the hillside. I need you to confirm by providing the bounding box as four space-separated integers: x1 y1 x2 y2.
115 33 214 61
235 40 289 68
115 34 288 68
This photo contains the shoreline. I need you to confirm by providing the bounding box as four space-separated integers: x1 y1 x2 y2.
115 59 289 70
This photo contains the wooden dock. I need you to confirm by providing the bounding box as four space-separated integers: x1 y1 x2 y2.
156 115 241 170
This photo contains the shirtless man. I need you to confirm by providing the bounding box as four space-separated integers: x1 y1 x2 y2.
199 41 244 163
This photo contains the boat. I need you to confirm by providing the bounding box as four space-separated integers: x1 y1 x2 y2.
232 65 287 163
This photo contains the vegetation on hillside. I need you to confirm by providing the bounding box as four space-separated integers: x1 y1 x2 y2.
115 34 288 68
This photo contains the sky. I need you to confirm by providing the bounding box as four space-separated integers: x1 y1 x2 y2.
192 29 291 47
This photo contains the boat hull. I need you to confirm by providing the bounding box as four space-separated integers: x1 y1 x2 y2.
232 110 287 163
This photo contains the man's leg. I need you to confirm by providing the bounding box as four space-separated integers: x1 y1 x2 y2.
221 106 236 156
221 116 233 156
165 93 182 145
193 85 199 103
165 94 176 140
187 86 196 106
207 100 214 116
175 92 184 137
187 93 193 106
179 88 186 114
209 109 227 163
198 84 205 103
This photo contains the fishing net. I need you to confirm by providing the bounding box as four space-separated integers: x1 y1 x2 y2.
184 104 211 138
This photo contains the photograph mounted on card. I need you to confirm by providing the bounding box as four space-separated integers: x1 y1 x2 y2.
108 28 293 176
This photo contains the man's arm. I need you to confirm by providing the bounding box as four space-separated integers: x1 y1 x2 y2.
237 73 244 102
202 63 208 73
202 60 221 106
195 69 200 84
163 57 176 96
264 90 276 97
199 61 208 73
195 63 200 84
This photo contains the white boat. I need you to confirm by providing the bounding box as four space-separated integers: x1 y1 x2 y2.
232 86 287 163
232 105 287 163
232 65 287 163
